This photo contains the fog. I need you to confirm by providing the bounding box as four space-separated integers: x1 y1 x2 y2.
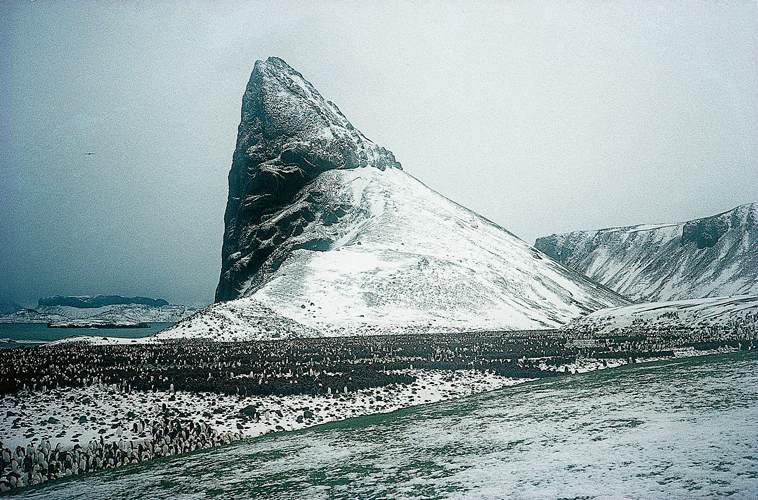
2 1 756 308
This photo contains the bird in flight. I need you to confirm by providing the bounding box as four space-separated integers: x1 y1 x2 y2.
85 152 95 155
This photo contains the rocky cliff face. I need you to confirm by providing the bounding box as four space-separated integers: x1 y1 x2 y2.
216 57 401 302
534 202 758 302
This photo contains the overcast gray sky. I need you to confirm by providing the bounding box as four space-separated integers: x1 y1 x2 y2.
2 1 756 308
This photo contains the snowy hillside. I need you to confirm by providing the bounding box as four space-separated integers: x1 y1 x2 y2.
560 295 758 337
534 202 758 302
0 309 66 324
161 166 628 339
156 298 319 341
159 58 627 341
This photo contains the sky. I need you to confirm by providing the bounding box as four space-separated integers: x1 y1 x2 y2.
1 1 756 308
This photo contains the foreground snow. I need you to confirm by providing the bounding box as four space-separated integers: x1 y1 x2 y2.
0 368 523 490
3 330 752 491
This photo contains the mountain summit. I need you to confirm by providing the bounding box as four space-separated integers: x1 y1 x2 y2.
164 58 627 341
216 57 401 302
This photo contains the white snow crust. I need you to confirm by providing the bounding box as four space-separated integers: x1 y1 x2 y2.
0 369 522 452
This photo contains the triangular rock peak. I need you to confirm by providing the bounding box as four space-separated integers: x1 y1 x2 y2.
217 57 401 302
167 57 629 341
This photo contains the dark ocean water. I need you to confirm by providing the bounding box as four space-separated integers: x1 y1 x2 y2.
12 351 758 500
0 323 173 347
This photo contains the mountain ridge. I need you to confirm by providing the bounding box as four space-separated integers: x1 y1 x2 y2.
0 295 197 324
38 295 169 309
534 202 758 302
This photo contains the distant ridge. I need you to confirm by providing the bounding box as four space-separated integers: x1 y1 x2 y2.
0 296 197 324
534 202 758 302
38 295 169 309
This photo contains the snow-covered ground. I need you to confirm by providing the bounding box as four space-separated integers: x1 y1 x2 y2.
561 295 758 335
0 367 530 490
3 323 752 491
0 369 521 453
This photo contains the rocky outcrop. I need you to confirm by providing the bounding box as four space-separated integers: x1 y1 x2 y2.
534 202 758 302
38 296 168 309
680 214 730 249
216 57 401 302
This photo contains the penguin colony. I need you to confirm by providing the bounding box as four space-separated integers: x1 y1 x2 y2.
0 330 601 399
1 328 754 492
0 418 241 491
2 329 755 397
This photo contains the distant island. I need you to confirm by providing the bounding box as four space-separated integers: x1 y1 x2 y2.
38 295 169 309
47 319 150 329
0 295 198 325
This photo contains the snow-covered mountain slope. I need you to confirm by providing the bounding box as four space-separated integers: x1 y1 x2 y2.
161 166 628 338
534 202 758 302
160 57 627 340
560 295 758 336
156 298 319 341
0 309 66 324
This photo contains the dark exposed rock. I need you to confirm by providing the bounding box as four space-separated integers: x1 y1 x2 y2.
216 57 401 302
37 296 168 309
532 236 570 264
681 215 729 249
47 320 150 329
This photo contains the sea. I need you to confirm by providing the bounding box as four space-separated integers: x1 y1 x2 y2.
9 349 757 499
0 323 173 347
